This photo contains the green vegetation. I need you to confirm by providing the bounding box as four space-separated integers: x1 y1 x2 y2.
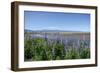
24 37 90 61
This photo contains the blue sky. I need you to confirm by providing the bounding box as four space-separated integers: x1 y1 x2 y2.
24 11 90 32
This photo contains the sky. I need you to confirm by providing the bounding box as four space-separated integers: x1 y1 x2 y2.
24 11 90 32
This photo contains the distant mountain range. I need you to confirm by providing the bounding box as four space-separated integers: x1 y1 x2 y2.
24 29 90 33
24 29 33 33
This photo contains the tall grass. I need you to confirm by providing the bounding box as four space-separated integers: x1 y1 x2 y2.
24 37 90 61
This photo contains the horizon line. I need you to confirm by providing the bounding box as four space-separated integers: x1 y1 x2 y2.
24 29 90 32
